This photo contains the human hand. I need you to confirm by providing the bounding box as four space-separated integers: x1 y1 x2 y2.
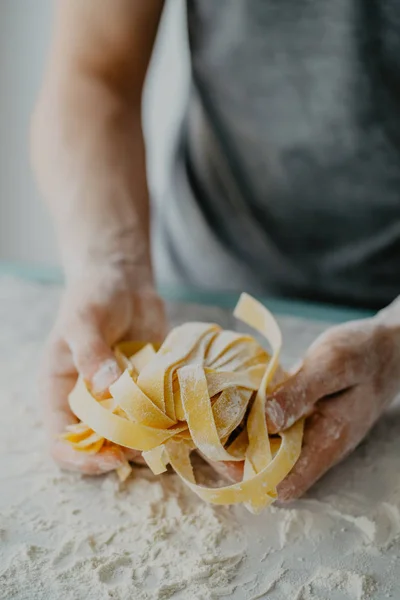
40 264 167 475
216 315 400 500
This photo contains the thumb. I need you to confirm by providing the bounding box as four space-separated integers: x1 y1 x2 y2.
265 323 369 433
65 321 121 396
265 355 355 434
265 366 318 433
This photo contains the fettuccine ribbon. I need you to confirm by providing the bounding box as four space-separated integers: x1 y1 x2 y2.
63 293 304 513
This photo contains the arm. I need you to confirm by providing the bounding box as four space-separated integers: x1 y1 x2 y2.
32 0 166 474
32 0 164 283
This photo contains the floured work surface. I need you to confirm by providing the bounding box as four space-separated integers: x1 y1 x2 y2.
0 277 399 600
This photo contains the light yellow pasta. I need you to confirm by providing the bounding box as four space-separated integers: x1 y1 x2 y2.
63 293 304 511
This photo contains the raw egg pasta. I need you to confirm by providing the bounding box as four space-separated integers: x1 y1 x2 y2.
63 293 304 512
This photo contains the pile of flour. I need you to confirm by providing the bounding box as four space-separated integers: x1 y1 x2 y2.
0 277 399 600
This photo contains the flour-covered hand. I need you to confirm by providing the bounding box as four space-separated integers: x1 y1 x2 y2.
39 264 167 474
267 307 400 501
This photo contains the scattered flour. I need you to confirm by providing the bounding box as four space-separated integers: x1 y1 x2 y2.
0 468 247 600
295 567 376 600
1 278 400 600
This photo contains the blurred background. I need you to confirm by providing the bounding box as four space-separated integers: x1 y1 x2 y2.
0 0 189 267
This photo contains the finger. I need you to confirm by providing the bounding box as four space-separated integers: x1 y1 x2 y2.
266 321 379 434
277 387 366 501
123 448 146 465
265 349 358 434
202 457 244 483
265 367 314 434
200 389 355 498
40 336 125 475
39 336 78 434
51 440 126 475
65 320 121 396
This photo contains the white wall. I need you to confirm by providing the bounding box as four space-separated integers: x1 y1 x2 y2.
0 0 189 267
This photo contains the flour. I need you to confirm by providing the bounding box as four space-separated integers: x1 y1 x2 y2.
1 278 400 600
295 567 376 600
247 566 287 599
0 468 246 600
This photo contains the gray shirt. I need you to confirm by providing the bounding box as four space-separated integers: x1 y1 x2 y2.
155 0 400 309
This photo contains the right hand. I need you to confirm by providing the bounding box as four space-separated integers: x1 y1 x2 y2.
39 264 167 474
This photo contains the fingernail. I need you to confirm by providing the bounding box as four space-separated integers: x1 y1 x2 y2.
92 359 120 394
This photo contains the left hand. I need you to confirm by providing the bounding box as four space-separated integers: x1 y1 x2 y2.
216 314 400 500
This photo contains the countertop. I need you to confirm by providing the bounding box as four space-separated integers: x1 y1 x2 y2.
0 271 398 600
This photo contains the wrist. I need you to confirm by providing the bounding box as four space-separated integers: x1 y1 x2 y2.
60 227 154 290
64 259 156 299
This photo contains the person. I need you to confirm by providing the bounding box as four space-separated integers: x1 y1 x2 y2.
32 0 400 500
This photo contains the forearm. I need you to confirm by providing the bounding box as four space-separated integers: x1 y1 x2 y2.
32 74 152 285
